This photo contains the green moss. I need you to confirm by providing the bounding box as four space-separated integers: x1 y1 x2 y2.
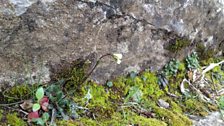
108 77 128 102
3 84 36 102
178 62 186 72
0 109 3 121
71 71 167 125
57 118 98 126
51 59 90 93
167 38 191 53
63 67 86 91
196 43 218 61
169 101 183 114
6 113 27 126
124 72 165 100
109 72 164 103
73 82 115 119
153 106 192 126
141 72 165 99
168 69 186 96
208 104 218 111
58 111 167 126
114 111 167 126
184 99 209 116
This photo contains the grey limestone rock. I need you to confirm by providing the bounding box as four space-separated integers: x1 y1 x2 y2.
0 0 223 87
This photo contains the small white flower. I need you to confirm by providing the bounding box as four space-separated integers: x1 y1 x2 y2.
112 53 123 64
116 59 122 64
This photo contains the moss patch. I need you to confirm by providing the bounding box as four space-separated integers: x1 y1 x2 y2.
2 84 37 102
167 38 191 53
6 113 27 126
70 70 193 126
57 111 167 126
196 43 218 61
153 106 192 126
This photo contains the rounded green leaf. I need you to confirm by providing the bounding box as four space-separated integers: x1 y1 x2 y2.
36 87 44 101
106 81 113 87
32 118 45 126
32 103 41 112
42 112 50 122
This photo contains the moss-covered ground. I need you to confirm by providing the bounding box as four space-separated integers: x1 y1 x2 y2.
0 55 223 126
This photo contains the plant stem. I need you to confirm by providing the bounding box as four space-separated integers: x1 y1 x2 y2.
63 53 113 98
0 100 24 106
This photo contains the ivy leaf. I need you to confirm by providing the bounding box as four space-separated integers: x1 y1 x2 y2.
32 103 41 112
42 112 50 122
36 87 44 102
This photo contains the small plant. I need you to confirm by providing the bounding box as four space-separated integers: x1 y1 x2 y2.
157 59 180 89
163 59 180 76
186 52 200 70
22 84 80 125
26 87 50 125
106 81 113 88
157 74 169 89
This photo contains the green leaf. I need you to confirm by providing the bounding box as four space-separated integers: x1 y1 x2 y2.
58 99 69 107
32 103 41 112
49 94 56 102
42 112 50 122
56 91 63 100
106 81 113 87
32 118 45 126
36 87 44 102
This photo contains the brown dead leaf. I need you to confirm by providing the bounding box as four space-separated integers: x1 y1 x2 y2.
20 100 33 111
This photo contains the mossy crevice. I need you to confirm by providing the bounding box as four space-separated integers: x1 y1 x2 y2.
1 84 38 103
166 38 191 53
196 43 219 61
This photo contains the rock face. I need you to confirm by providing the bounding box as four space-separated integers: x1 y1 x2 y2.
191 112 224 126
0 0 224 86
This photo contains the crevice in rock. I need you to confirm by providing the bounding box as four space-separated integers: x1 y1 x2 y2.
76 0 155 27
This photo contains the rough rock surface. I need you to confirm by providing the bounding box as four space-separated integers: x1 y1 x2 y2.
0 0 224 86
191 112 224 126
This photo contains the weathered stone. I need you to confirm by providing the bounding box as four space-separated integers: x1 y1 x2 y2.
0 0 223 87
191 112 224 126
157 99 170 109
